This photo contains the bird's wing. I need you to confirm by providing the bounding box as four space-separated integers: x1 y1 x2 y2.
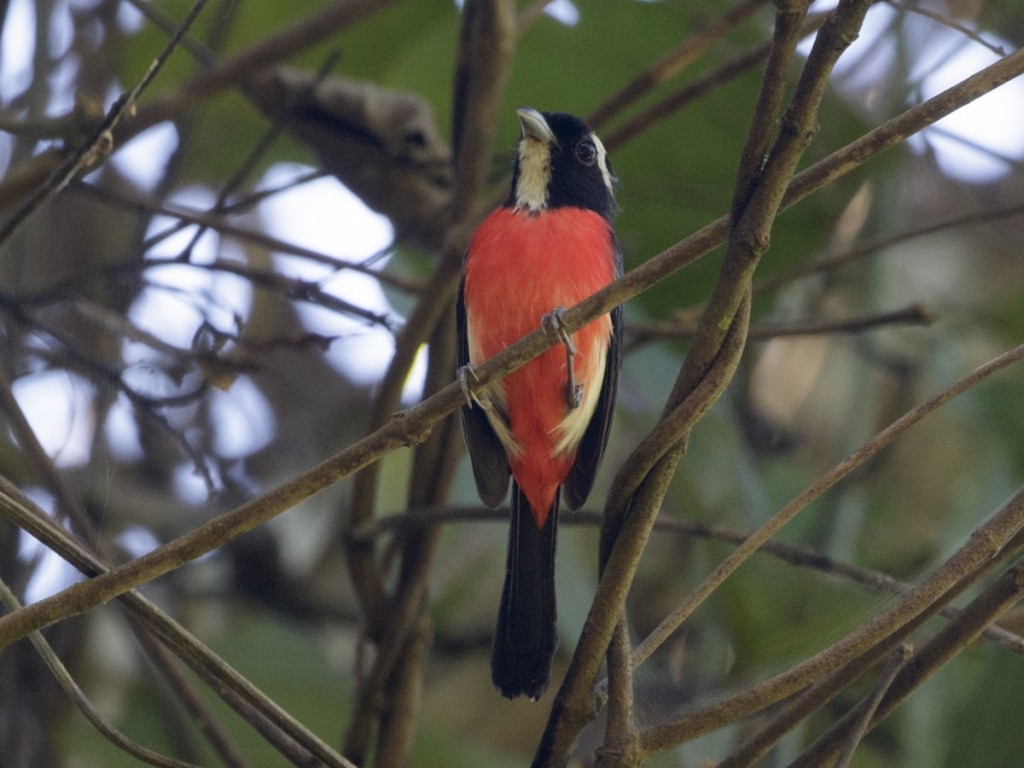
457 276 512 507
563 240 623 511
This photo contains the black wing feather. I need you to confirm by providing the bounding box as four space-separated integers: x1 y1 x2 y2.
456 276 511 508
563 239 623 511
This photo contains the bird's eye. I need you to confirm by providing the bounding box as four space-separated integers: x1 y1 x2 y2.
575 139 598 166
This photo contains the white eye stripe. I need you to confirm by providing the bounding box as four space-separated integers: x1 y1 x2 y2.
590 133 615 196
514 129 614 212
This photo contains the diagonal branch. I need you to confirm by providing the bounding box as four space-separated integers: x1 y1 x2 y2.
588 0 769 130
638 482 1024 757
601 11 830 153
831 645 913 768
130 0 403 133
0 577 205 768
0 0 211 251
631 342 1024 676
0 478 356 768
0 365 249 766
789 555 1024 768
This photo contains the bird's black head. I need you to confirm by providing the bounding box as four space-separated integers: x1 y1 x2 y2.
508 108 618 219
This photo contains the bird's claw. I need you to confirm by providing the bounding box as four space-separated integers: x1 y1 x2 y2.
542 307 582 410
458 364 479 408
458 364 492 410
568 383 583 409
542 307 577 355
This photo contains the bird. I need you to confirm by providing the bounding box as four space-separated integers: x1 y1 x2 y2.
457 107 622 700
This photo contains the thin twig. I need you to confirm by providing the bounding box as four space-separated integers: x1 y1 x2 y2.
355 505 1024 656
3 351 228 768
716 530 1024 768
756 202 1024 295
0 370 250 767
923 122 1024 172
0 365 98 546
604 43 771 152
831 644 912 768
70 182 421 293
748 304 936 337
0 294 218 490
638 483 1024 757
0 478 357 768
588 0 768 130
131 625 250 768
0 578 204 768
632 342 1024 673
790 557 1024 768
602 12 830 152
885 0 1008 57
627 302 934 348
122 0 217 65
0 0 211 251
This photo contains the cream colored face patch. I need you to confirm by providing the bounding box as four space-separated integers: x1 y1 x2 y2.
514 137 553 213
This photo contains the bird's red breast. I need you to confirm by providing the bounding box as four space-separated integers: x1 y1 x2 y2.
463 206 617 526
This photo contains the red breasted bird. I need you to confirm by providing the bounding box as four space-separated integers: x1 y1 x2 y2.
457 108 622 699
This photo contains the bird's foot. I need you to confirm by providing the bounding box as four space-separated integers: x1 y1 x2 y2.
458 364 480 407
457 364 494 411
542 307 581 410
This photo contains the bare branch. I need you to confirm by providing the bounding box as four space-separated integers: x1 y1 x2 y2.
830 645 912 768
602 12 830 152
0 577 206 768
71 182 421 293
0 365 252 768
638 483 1024 757
627 302 934 349
756 202 1024 295
885 0 1009 57
588 0 768 130
790 557 1024 768
0 0 211 250
632 342 1024 675
354 506 1024 656
0 479 357 768
132 0 403 131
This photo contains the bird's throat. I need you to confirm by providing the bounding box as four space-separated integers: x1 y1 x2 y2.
514 139 551 213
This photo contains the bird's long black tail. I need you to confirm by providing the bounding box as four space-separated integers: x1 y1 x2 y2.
491 482 558 700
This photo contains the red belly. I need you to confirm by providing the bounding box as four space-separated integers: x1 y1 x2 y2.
463 207 617 520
